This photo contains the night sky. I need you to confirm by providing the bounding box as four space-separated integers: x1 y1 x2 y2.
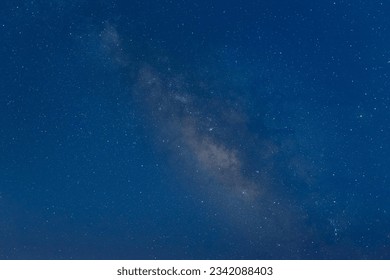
1 0 389 259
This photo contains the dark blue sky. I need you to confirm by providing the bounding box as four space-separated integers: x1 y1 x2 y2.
0 0 389 259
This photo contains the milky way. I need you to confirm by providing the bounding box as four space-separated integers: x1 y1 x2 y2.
2 0 389 260
94 23 326 257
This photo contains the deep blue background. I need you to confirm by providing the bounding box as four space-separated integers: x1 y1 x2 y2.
0 0 389 259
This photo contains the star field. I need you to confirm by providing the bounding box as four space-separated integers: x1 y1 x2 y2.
0 0 389 259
